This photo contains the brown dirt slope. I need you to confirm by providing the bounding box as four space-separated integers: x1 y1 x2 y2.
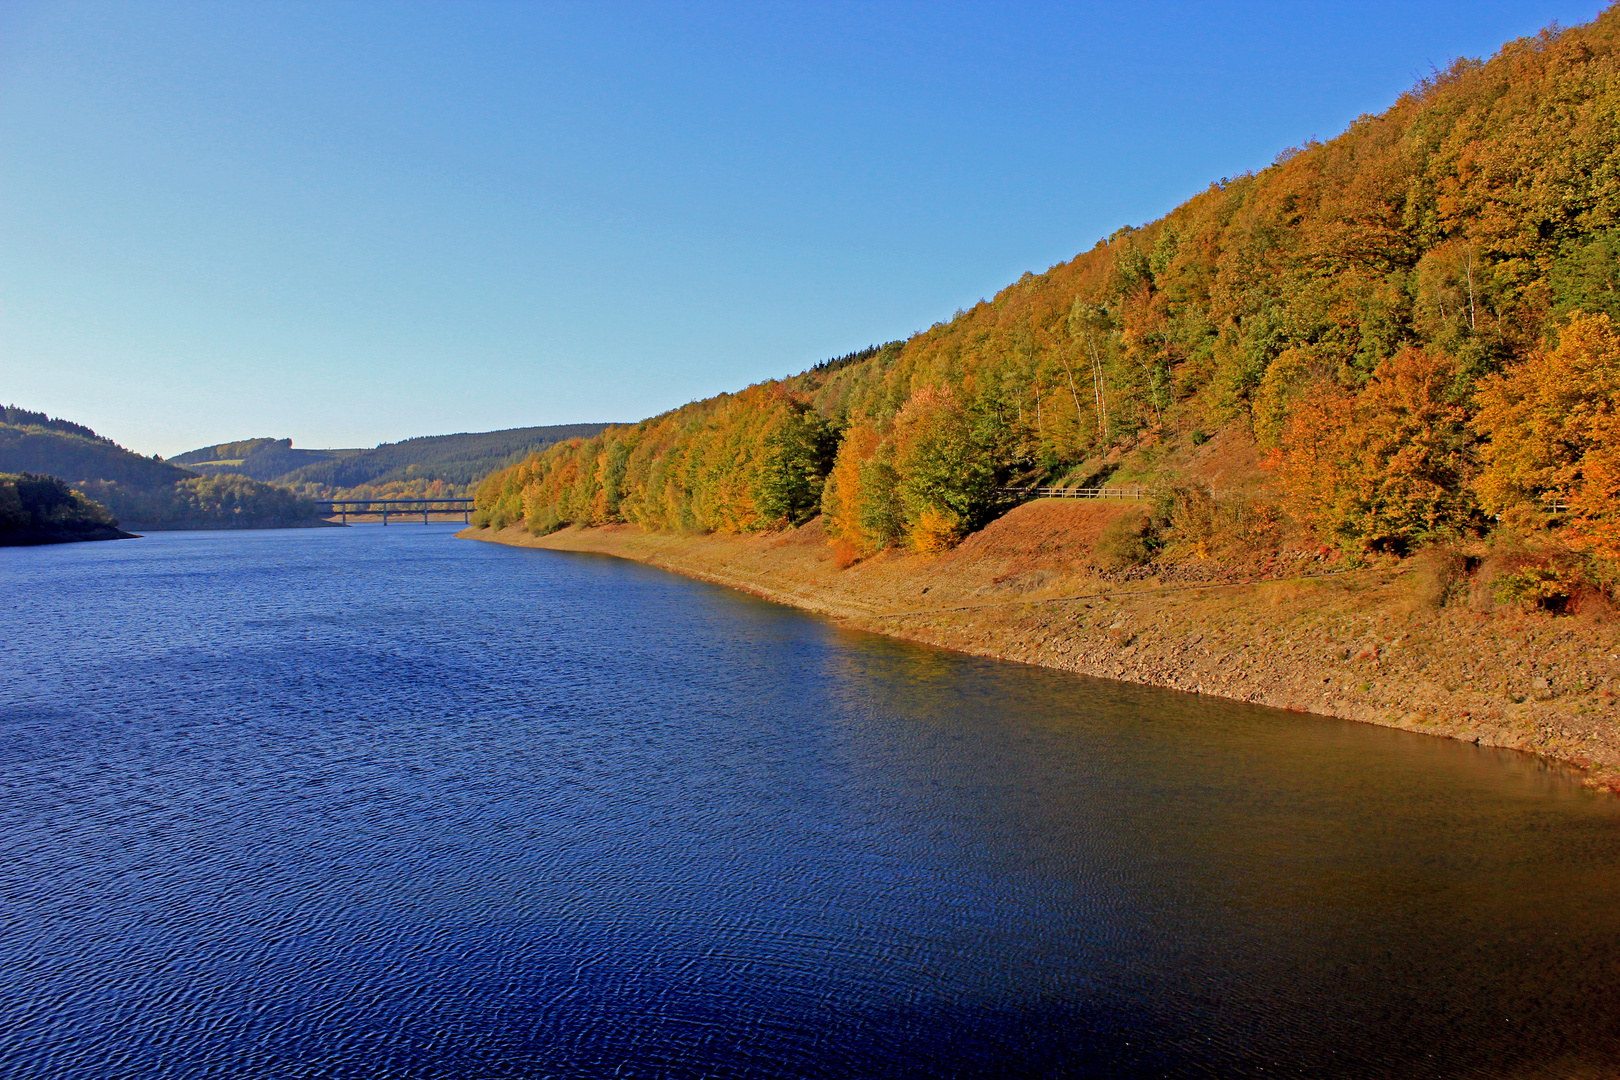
462 501 1620 791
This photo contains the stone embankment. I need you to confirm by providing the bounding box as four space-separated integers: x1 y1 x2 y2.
461 499 1620 791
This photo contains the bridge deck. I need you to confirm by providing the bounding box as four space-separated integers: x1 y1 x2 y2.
315 498 475 508
315 497 476 524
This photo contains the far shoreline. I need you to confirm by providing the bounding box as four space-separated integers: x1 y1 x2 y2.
117 518 348 532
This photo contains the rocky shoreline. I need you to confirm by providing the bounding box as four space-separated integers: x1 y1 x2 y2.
461 502 1620 792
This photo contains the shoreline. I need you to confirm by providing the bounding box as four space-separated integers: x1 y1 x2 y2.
0 523 136 546
460 506 1620 792
119 518 347 531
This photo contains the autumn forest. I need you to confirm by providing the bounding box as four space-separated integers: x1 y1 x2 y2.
476 7 1620 597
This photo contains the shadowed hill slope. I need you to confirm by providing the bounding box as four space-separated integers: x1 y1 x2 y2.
0 421 194 490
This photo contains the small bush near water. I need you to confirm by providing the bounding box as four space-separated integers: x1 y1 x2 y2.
1482 546 1606 615
1405 537 1614 617
1094 510 1156 570
525 501 564 537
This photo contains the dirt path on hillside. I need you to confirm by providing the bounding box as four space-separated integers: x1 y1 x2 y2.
460 503 1620 791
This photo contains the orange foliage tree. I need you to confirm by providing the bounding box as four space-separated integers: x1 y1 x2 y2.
1277 348 1474 549
474 386 836 536
1473 313 1620 557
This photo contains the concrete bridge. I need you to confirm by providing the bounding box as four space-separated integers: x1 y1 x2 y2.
317 497 475 524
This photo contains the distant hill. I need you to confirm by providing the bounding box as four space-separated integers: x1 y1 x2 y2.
171 424 616 497
0 417 194 489
0 405 113 445
172 438 354 482
0 408 323 530
275 424 613 490
170 437 282 464
2 409 619 526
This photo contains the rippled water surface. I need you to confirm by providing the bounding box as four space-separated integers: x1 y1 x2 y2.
4 526 1620 1078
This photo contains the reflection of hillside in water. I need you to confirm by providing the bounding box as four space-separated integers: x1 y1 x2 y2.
813 631 1620 1074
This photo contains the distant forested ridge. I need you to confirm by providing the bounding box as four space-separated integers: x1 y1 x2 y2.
0 408 617 532
82 473 324 530
172 423 614 500
1 406 112 445
0 473 131 545
0 410 323 529
169 437 282 465
172 438 341 481
275 424 615 494
476 6 1620 597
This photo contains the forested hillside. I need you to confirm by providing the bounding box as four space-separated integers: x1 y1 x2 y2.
1 406 113 445
172 437 286 466
477 6 1620 597
0 411 323 528
0 410 194 490
0 472 130 546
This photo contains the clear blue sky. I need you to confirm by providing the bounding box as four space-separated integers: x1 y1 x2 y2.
0 1 1606 456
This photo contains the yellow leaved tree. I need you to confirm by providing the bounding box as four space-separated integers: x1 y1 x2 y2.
1277 347 1474 551
1473 313 1620 559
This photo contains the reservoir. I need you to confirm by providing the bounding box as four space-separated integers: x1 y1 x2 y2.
3 525 1619 1078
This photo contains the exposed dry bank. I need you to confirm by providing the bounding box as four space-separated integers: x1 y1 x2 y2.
462 499 1620 792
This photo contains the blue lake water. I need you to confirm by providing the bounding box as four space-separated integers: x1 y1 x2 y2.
3 524 1619 1078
